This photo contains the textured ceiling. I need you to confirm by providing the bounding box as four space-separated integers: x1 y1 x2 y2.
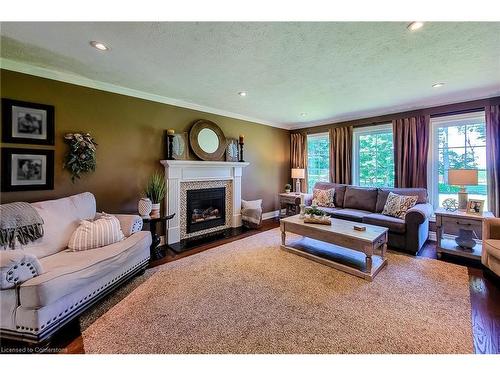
1 22 499 129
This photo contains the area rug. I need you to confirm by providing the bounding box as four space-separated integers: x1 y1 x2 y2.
82 228 473 353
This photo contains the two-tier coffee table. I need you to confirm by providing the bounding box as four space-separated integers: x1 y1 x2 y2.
280 215 388 281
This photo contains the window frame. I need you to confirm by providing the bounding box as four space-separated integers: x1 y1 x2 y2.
306 132 330 193
427 111 487 209
352 123 394 187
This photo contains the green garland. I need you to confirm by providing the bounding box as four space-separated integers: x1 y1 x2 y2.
63 133 97 182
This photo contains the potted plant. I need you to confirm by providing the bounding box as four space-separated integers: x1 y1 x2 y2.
305 206 325 219
145 172 166 218
285 183 292 193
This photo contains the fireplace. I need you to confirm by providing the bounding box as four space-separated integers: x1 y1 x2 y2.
186 187 226 234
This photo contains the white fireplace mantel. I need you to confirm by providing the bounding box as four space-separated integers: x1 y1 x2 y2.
160 160 250 244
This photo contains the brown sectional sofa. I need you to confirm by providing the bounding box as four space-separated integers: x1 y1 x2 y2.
304 182 433 254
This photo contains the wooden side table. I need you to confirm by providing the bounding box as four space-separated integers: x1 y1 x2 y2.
435 208 494 261
142 213 175 261
279 192 302 218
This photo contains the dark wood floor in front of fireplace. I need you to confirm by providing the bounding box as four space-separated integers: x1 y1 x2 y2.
5 218 499 354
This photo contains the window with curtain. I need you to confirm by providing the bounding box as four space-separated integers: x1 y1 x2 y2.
352 124 395 187
429 112 488 209
306 133 330 192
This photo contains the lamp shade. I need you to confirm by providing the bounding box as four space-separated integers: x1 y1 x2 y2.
448 169 478 186
291 168 305 179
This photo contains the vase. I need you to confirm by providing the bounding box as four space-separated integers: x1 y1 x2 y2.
151 203 161 218
138 198 152 218
455 229 476 250
299 203 305 219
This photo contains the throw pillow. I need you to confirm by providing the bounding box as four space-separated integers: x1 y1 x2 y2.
312 188 335 208
241 199 262 210
68 214 124 251
382 192 418 219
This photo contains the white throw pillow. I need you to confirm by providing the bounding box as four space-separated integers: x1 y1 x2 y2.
382 192 418 219
68 214 124 251
241 199 262 210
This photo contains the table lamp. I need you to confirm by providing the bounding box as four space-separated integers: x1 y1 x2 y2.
447 169 478 211
291 168 305 194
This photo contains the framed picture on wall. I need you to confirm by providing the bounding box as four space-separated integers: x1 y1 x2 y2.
1 148 54 191
1 99 55 145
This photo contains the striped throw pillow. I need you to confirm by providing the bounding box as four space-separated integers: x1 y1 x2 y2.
68 214 124 251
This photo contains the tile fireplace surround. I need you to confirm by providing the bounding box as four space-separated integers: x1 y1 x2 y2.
160 160 250 245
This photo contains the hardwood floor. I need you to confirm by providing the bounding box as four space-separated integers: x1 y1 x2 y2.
418 241 500 354
2 218 499 354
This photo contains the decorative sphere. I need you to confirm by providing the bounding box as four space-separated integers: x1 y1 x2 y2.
442 198 458 211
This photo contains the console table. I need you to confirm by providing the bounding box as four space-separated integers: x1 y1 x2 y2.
435 208 494 261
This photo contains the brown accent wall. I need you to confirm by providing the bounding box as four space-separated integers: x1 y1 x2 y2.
0 70 290 214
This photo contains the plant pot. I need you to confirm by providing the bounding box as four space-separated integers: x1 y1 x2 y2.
285 189 291 193
150 203 161 218
138 198 152 218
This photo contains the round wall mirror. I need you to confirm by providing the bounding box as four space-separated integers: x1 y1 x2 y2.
189 120 227 161
197 128 219 153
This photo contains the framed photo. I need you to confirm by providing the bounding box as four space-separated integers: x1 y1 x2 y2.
1 148 54 191
2 99 55 145
467 199 484 215
171 132 189 160
225 138 239 162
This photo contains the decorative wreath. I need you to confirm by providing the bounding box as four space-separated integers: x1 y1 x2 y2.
63 133 97 182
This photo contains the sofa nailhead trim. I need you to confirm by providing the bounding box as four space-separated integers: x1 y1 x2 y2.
24 258 148 334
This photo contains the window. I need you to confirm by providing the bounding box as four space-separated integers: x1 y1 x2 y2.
306 133 330 192
352 124 395 188
429 112 487 209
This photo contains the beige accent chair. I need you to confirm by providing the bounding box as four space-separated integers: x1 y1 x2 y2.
482 217 500 277
0 192 151 344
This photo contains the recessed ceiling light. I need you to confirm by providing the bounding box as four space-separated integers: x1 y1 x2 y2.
432 82 445 88
238 91 247 97
407 22 425 31
90 41 110 51
300 113 307 117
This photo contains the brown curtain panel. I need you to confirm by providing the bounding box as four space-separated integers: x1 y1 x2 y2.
329 126 352 184
486 104 500 217
290 133 307 192
393 115 430 188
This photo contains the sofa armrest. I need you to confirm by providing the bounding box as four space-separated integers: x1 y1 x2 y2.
405 203 433 225
484 217 500 240
0 250 43 290
303 193 313 206
113 214 143 237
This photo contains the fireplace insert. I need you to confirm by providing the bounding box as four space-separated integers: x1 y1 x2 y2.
186 187 226 234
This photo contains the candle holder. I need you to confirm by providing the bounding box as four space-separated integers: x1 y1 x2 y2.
238 141 244 162
167 134 175 160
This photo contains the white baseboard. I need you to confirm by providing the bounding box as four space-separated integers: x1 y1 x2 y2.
262 210 280 220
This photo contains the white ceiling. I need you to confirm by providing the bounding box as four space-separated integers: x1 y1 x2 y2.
1 22 499 129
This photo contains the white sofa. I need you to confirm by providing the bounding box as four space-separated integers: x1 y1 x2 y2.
0 192 151 344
